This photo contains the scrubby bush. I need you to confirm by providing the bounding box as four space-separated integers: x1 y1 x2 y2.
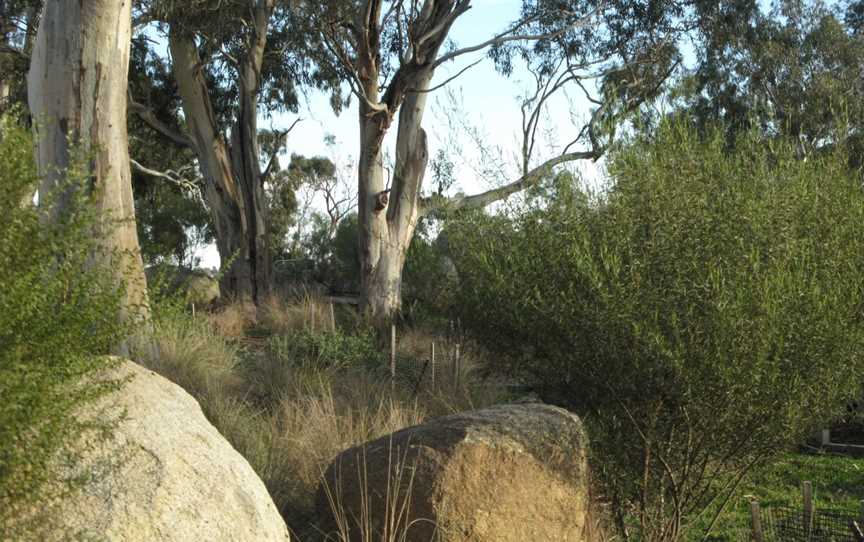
0 116 127 536
449 122 864 541
267 329 381 372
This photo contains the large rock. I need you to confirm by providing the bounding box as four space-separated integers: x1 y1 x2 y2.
315 403 590 542
36 359 290 541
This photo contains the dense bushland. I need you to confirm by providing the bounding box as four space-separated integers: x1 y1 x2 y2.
449 122 864 541
0 116 128 537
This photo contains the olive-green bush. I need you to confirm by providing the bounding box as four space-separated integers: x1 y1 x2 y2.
449 122 864 541
0 115 127 537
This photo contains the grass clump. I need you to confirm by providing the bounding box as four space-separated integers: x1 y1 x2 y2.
258 290 337 335
267 330 380 371
0 115 128 537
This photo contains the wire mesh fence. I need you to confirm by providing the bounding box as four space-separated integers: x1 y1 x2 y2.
744 482 864 542
747 505 864 542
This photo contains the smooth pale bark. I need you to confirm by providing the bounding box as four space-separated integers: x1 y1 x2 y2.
361 71 433 323
28 0 150 330
168 5 272 303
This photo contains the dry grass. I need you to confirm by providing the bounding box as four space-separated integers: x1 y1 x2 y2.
258 291 336 335
133 313 242 398
135 298 510 540
320 441 428 542
395 326 510 417
207 299 258 338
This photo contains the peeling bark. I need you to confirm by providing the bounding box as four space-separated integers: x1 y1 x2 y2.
28 0 150 330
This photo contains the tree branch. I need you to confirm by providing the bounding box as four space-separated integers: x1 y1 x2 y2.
409 57 482 94
432 4 602 69
420 149 599 214
130 158 203 198
128 93 196 150
261 117 302 183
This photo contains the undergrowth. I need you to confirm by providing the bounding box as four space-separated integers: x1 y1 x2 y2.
133 288 507 540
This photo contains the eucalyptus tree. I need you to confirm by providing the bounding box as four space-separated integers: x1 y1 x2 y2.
310 0 690 324
28 0 150 327
676 0 864 157
131 0 339 302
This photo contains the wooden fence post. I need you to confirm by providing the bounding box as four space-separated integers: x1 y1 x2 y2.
803 481 814 534
750 501 764 542
454 343 461 385
430 341 436 389
329 302 336 331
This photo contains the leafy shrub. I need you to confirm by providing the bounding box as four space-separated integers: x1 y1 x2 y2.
0 115 127 536
267 329 381 372
449 122 864 541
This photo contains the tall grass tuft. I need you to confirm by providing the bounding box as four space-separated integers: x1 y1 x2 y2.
258 290 336 335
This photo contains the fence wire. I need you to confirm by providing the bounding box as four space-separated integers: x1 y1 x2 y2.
745 505 863 542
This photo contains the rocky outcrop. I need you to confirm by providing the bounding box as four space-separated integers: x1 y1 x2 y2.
33 359 289 541
316 403 590 542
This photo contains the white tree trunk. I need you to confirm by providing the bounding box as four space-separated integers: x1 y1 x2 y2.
28 0 150 329
359 72 432 324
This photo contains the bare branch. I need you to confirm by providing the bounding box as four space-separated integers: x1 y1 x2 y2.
128 93 195 150
420 149 599 214
432 5 602 69
261 118 302 183
131 158 203 200
409 57 482 94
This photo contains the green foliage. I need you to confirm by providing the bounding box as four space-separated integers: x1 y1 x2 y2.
266 329 381 372
678 1 864 158
133 178 212 267
449 121 864 541
269 153 339 263
0 115 127 536
402 217 460 321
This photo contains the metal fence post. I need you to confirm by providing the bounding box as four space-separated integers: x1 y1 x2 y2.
390 323 396 385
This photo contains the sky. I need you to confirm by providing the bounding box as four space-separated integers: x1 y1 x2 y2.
198 1 616 268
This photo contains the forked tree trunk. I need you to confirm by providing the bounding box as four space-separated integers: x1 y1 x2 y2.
28 0 150 328
342 0 607 327
169 27 271 303
359 72 432 325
